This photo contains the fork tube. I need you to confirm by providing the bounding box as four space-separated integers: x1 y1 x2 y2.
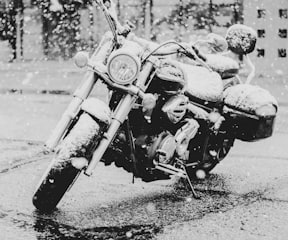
85 61 155 176
85 94 137 176
45 72 97 150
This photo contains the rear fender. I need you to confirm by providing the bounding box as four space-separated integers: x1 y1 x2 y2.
81 98 111 125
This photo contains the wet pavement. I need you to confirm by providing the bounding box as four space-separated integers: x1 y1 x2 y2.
0 92 288 239
0 136 287 239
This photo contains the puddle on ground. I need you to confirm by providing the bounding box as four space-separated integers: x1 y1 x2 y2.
0 173 266 240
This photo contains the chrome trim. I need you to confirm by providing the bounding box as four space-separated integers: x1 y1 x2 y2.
154 162 186 178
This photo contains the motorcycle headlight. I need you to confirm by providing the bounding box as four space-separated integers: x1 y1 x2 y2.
107 50 140 85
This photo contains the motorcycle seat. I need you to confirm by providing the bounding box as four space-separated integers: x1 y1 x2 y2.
205 54 239 79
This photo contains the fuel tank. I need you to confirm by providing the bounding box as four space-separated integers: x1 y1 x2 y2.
180 63 224 103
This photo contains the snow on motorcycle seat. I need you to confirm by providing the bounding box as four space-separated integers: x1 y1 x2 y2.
223 84 278 141
180 63 223 103
205 54 239 79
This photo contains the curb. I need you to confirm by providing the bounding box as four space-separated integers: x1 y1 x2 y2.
1 88 287 107
0 88 71 95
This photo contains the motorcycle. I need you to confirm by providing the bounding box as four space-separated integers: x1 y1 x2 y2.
32 0 278 212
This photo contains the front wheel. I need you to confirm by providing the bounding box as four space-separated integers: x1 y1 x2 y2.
32 113 102 212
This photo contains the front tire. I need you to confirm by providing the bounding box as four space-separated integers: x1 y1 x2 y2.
32 113 101 212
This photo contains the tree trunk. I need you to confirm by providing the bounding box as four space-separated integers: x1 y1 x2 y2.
144 0 152 39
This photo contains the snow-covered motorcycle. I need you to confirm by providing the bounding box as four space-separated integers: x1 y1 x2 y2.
32 0 278 212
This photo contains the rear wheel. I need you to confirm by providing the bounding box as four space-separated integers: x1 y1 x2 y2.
187 135 233 179
32 113 102 212
199 144 232 173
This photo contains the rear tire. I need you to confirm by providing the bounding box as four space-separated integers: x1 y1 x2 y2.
32 113 101 212
199 144 232 173
187 141 232 179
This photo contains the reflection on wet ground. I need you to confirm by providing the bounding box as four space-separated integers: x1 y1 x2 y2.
0 173 267 240
33 214 160 240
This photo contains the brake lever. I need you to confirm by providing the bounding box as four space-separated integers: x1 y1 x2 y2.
125 20 136 30
184 45 213 72
191 45 207 62
119 20 137 37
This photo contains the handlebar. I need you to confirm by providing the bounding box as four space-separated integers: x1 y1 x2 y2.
128 33 209 67
191 46 207 62
94 0 213 72
94 0 209 68
183 45 212 71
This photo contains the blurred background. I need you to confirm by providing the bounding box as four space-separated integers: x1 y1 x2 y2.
0 0 287 143
0 0 287 76
0 0 243 59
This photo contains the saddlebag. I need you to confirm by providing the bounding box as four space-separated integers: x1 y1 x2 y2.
223 84 278 141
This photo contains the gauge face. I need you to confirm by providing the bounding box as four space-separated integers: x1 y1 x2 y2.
108 53 140 85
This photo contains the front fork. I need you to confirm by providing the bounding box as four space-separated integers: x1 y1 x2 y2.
84 94 137 176
85 62 155 176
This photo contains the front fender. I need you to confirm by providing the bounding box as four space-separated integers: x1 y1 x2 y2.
81 98 111 125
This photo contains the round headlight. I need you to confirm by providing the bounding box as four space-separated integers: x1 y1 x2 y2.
107 51 140 85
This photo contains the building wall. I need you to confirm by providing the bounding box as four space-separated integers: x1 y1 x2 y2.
244 0 288 76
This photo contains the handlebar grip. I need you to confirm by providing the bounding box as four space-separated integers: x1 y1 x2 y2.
191 46 207 62
125 20 136 30
118 24 132 37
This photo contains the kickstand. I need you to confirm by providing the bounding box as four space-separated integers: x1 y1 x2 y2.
182 166 200 199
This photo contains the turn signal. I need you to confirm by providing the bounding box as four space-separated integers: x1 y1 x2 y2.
74 51 89 68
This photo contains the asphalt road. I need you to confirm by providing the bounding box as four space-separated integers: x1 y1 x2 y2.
0 93 287 240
